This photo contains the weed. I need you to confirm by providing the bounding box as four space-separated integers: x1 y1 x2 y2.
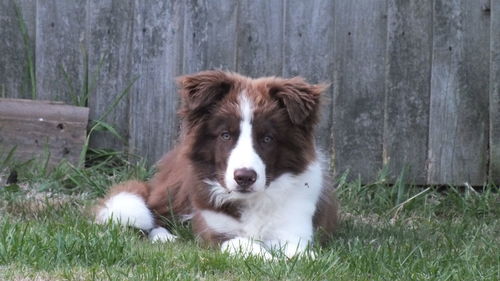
13 2 36 99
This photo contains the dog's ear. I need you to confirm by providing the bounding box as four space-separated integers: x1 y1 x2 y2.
269 77 328 126
177 70 234 121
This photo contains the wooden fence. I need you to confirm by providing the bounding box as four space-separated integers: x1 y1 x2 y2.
1 0 499 185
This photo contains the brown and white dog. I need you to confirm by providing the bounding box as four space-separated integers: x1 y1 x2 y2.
95 70 338 258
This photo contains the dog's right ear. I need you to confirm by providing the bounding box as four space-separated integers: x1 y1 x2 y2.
177 70 234 122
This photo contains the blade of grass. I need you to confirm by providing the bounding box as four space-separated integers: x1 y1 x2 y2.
96 76 138 122
92 120 126 142
14 2 36 99
388 187 431 220
61 66 77 103
86 54 106 106
1 146 17 170
81 44 89 107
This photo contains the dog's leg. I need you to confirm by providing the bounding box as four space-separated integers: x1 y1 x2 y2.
95 180 155 231
265 238 315 259
221 237 272 259
149 226 177 242
264 214 316 259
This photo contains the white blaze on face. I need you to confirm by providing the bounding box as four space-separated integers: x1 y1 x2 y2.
224 93 266 192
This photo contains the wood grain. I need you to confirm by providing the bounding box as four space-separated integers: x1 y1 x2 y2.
36 0 87 102
236 0 283 77
183 0 238 74
490 0 500 184
0 0 36 99
283 0 335 154
384 0 433 184
332 0 387 183
427 0 490 185
0 99 88 167
128 0 184 164
87 0 134 150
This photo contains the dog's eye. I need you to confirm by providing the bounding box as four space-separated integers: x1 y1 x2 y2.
220 131 231 141
262 135 273 144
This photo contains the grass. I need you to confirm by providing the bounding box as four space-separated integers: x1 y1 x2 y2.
0 154 498 281
13 2 36 100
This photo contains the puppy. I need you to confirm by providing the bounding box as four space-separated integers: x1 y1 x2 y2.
95 70 338 258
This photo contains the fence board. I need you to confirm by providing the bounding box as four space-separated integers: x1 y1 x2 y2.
183 0 238 73
0 0 497 185
87 0 134 150
384 0 433 184
128 0 184 163
36 0 87 102
428 0 490 185
236 0 283 77
283 0 335 154
491 0 500 183
0 0 36 99
332 0 387 182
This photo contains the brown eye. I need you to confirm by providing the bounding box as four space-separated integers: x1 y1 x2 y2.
220 131 231 141
262 135 273 144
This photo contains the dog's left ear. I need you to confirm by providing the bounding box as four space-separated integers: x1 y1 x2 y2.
269 77 328 126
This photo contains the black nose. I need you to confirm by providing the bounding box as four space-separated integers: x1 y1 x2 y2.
234 168 257 188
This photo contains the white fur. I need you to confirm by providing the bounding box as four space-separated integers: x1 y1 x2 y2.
96 192 154 231
224 94 266 192
149 227 177 242
221 237 273 259
203 158 324 258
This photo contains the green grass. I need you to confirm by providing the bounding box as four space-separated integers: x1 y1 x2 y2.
0 155 498 281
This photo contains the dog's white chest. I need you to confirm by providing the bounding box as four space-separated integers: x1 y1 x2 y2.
201 159 324 241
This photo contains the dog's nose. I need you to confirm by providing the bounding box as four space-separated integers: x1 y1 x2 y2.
234 168 257 188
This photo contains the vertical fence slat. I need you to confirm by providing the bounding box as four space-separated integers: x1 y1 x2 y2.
428 0 490 185
36 0 87 102
182 0 207 74
88 0 134 150
183 0 238 74
384 0 433 184
236 0 283 77
283 0 335 154
490 0 500 184
128 0 184 164
0 0 36 99
332 0 387 182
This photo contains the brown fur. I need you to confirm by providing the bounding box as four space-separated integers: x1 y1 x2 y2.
96 70 339 245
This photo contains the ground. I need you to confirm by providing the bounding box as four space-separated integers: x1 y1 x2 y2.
0 153 498 281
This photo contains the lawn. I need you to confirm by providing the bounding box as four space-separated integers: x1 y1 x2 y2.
0 152 498 281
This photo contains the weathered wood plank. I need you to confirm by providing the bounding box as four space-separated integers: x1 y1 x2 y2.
36 0 87 102
427 0 490 185
183 0 238 73
490 0 500 184
0 0 36 99
236 0 283 77
384 0 433 184
128 0 184 164
87 0 134 150
283 0 335 155
332 0 387 182
0 99 89 167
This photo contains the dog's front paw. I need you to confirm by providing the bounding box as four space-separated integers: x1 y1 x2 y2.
149 227 177 243
266 240 316 260
221 237 272 259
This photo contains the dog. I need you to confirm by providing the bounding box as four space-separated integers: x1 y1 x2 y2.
95 70 338 258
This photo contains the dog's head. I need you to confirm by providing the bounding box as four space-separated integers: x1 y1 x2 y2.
177 70 326 199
